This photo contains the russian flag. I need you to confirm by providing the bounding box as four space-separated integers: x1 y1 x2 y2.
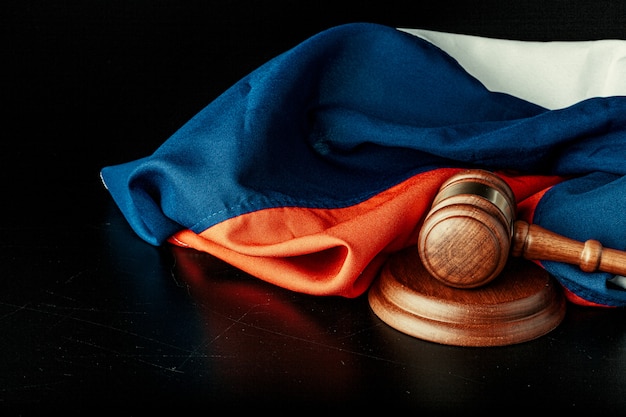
100 23 626 307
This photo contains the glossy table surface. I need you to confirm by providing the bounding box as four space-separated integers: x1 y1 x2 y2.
4 1 626 413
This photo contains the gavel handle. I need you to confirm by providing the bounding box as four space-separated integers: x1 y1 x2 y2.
512 220 626 276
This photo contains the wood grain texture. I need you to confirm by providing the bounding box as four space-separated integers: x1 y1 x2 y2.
418 169 626 289
368 246 566 347
512 220 626 276
418 169 516 288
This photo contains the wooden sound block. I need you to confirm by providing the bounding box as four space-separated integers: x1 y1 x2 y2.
368 246 567 347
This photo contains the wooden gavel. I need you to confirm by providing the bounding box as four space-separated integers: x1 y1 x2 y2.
417 169 626 288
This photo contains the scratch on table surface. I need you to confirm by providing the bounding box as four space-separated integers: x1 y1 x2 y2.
201 303 407 366
64 336 189 373
38 301 149 315
447 370 488 385
43 289 79 303
173 303 263 371
0 300 201 372
0 301 30 321
0 379 68 397
62 269 88 285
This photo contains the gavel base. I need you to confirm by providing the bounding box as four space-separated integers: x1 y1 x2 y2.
368 246 567 347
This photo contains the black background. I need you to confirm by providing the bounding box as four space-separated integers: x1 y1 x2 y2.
3 1 626 414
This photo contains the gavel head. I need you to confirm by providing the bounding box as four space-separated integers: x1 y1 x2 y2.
417 169 517 288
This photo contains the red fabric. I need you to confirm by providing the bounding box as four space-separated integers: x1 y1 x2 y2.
169 169 579 301
562 287 616 307
169 168 456 297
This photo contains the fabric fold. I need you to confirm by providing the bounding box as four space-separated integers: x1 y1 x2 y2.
101 23 626 306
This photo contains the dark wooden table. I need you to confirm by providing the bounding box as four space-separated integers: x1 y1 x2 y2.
3 1 626 413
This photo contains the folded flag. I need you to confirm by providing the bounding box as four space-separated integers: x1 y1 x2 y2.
101 23 626 307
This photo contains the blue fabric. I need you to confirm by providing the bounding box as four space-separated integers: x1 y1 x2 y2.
534 173 626 306
101 23 626 305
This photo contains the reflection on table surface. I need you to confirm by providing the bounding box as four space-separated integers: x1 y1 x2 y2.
4 200 626 412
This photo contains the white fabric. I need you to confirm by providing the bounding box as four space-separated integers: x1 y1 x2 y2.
401 28 626 109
